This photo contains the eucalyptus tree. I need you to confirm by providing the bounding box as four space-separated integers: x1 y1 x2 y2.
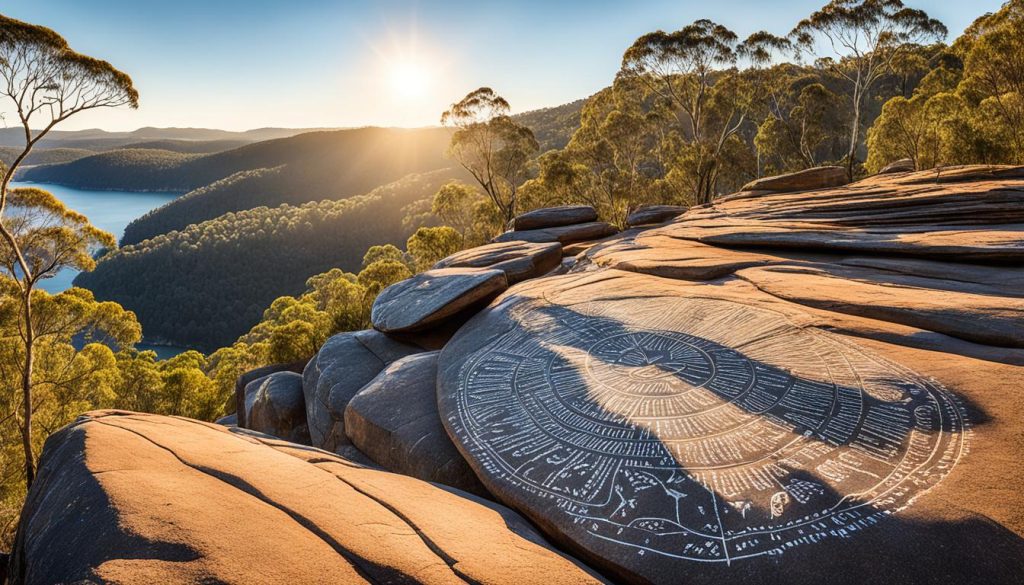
790 0 946 178
0 14 138 486
441 88 539 224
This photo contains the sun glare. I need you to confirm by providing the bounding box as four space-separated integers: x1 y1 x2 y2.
389 61 431 100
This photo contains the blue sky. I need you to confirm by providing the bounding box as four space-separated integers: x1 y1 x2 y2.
2 0 1005 131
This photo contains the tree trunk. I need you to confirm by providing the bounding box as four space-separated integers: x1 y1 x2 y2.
847 97 863 181
20 289 35 488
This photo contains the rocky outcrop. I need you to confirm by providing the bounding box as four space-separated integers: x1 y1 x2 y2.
345 352 488 496
433 240 562 284
626 204 687 227
740 165 849 193
233 359 307 428
10 411 604 585
513 205 598 231
244 371 310 443
14 166 1024 584
493 221 618 245
371 267 508 333
302 329 422 453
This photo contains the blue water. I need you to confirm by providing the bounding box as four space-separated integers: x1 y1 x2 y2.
11 182 192 358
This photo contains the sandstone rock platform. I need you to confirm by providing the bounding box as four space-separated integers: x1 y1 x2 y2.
9 411 604 585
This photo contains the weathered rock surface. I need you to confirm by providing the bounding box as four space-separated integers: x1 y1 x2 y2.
494 222 619 245
433 240 562 284
303 329 422 453
214 413 237 426
438 269 1024 584
10 411 604 585
371 267 508 333
513 205 598 231
740 165 849 193
345 352 488 496
233 359 307 428
244 371 310 443
626 204 687 227
879 158 916 174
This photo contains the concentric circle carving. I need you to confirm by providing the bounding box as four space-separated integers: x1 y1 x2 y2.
442 296 968 564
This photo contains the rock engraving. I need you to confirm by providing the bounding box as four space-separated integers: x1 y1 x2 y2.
445 297 968 564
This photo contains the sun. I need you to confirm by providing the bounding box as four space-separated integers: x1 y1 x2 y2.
389 61 431 100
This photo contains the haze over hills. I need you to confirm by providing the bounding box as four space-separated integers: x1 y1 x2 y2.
0 125 332 150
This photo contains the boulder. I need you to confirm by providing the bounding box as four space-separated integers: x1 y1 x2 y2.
513 205 598 231
626 204 687 227
433 240 562 284
371 267 508 333
303 329 422 453
879 158 916 174
437 270 1024 584
214 413 237 426
10 411 605 585
740 165 848 193
244 371 310 443
233 359 307 429
493 222 619 245
345 352 488 496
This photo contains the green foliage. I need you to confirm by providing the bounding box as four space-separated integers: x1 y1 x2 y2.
406 226 462 272
75 169 460 349
866 1 1024 170
442 88 540 223
430 182 503 245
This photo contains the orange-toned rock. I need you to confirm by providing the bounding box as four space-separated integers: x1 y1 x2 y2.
438 270 1024 584
10 411 605 585
740 165 849 193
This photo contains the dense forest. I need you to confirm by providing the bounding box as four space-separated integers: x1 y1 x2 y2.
74 168 465 348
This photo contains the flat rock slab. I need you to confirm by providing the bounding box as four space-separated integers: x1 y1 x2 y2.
438 270 1023 584
494 222 619 245
244 371 310 444
10 411 604 585
303 329 422 452
741 165 848 193
433 240 562 284
345 352 488 496
371 267 508 333
626 205 687 227
513 205 598 231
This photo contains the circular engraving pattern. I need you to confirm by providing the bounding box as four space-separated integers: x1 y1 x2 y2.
443 296 968 565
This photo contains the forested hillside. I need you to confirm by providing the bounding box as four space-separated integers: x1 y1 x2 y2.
75 168 463 348
118 127 455 244
0 146 94 167
21 127 454 193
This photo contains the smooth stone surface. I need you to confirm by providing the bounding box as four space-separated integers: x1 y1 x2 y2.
741 165 848 192
513 205 598 231
303 329 422 453
10 411 605 585
433 240 562 284
879 158 916 174
493 222 619 245
214 413 237 426
244 371 310 444
438 270 1023 584
626 205 687 227
345 352 488 496
371 267 508 333
233 359 307 429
